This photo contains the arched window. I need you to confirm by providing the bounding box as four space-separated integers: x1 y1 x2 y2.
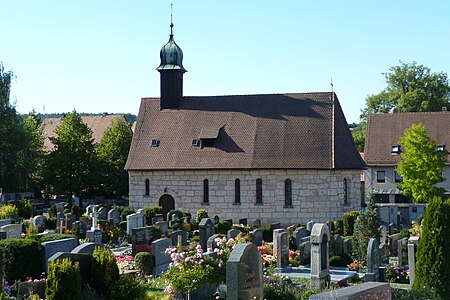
256 178 263 204
235 179 241 204
145 179 150 196
203 179 209 204
343 178 348 204
285 179 292 207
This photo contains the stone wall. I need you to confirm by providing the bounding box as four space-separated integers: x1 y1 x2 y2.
128 169 362 225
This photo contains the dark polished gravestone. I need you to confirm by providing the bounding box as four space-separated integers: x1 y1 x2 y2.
131 226 155 255
226 243 263 300
41 238 78 271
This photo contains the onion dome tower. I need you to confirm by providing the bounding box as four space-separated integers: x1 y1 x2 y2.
156 21 187 109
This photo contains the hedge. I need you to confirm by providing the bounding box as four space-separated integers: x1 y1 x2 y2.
0 238 42 282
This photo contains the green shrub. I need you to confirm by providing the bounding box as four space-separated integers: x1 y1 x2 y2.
0 204 18 219
414 197 450 299
263 278 307 300
49 205 57 218
119 220 127 231
195 209 208 224
35 233 76 244
135 252 154 275
0 238 42 282
120 207 135 222
329 255 348 267
392 286 443 300
71 205 84 220
110 275 148 300
215 220 232 234
335 219 344 235
144 206 162 225
12 199 32 219
343 210 360 236
45 217 56 230
46 258 81 300
91 247 119 298
352 195 380 261
398 228 410 240
338 252 354 266
262 224 273 242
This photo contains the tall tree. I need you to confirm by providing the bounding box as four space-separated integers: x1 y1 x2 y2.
97 117 132 198
396 123 446 203
16 113 45 193
43 111 97 203
0 63 22 192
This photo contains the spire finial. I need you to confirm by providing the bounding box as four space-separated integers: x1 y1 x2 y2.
170 3 174 36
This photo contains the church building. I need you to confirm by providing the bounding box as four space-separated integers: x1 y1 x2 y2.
125 23 366 225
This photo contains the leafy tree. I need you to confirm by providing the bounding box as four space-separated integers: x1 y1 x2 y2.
43 111 97 204
414 196 450 298
352 193 381 262
350 123 366 152
97 117 132 198
396 123 446 203
0 63 22 192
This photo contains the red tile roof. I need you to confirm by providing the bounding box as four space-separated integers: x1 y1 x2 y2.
364 111 450 166
42 115 126 151
125 93 365 170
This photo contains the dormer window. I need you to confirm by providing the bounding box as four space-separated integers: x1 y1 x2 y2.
192 139 200 147
437 144 446 151
198 127 222 148
151 139 160 148
391 144 400 155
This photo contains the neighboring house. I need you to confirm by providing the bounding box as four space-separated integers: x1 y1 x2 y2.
42 114 127 151
364 109 450 227
125 23 366 225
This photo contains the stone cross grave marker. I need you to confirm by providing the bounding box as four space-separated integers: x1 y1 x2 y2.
310 223 330 289
199 218 214 251
226 243 263 300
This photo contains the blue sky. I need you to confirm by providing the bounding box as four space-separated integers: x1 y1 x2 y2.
2 1 450 123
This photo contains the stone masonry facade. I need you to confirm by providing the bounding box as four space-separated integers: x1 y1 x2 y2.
129 169 362 226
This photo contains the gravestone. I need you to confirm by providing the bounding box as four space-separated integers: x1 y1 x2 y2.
224 219 233 226
306 220 315 232
239 218 247 226
54 202 65 213
199 218 215 251
97 207 108 220
131 226 155 255
333 234 343 255
32 215 47 231
298 241 311 265
388 223 395 235
310 223 330 289
0 232 6 240
31 203 44 217
343 238 352 255
213 215 220 224
108 209 120 226
252 229 263 246
0 219 11 227
152 238 173 276
56 211 65 232
86 229 102 244
226 243 263 300
275 231 289 271
379 225 387 244
126 209 146 234
207 234 221 251
41 238 78 271
398 237 408 267
389 233 399 256
48 252 93 284
17 281 46 300
252 219 261 228
155 221 169 235
153 214 164 224
170 230 187 246
64 213 76 230
227 229 240 240
272 229 285 258
71 242 108 255
408 236 420 287
326 221 334 233
270 222 281 230
379 242 388 263
365 238 380 282
85 204 96 216
287 225 297 237
310 282 392 300
0 224 22 238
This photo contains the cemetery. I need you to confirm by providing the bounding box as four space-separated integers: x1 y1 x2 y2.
0 195 442 300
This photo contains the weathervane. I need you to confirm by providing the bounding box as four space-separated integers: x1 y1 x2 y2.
170 3 174 35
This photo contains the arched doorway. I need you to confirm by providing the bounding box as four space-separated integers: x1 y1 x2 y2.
159 194 175 220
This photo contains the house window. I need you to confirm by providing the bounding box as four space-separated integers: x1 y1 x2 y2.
284 179 292 207
394 171 403 182
391 144 400 155
256 178 263 204
203 179 209 204
234 179 241 204
145 179 150 196
377 171 386 183
343 178 348 204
